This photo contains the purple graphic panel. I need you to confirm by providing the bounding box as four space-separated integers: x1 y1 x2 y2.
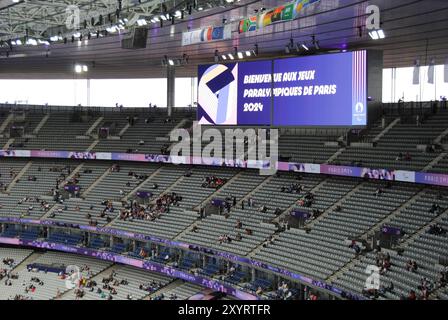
273 51 367 126
415 172 448 187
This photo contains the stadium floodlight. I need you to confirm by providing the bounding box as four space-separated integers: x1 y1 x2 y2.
137 19 147 26
73 32 81 38
369 30 379 40
74 64 83 73
11 40 16 45
221 55 227 60
82 65 88 72
237 52 244 59
160 14 167 21
228 53 234 60
50 36 59 42
26 38 38 46
368 29 385 40
245 50 252 57
168 59 174 66
301 43 309 51
174 10 182 17
38 39 50 45
198 7 203 11
106 26 117 33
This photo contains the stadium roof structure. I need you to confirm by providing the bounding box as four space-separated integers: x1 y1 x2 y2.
0 0 447 78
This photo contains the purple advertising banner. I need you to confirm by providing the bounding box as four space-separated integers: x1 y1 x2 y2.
415 172 448 187
1 149 447 188
30 150 69 158
0 237 257 300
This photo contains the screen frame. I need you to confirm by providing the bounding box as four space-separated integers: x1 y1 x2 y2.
197 50 368 128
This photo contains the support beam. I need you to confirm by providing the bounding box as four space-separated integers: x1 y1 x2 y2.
167 66 175 117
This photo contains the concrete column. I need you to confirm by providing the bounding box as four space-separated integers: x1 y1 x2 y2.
167 66 175 117
191 77 195 108
251 268 256 282
87 79 91 107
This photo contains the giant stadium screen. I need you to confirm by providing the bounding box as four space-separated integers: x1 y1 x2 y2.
197 50 367 126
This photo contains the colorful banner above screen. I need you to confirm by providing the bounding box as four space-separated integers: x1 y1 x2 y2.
238 0 321 33
197 51 367 126
182 25 232 46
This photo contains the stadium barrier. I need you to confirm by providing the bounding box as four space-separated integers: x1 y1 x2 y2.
1 149 447 187
0 236 258 300
0 217 364 300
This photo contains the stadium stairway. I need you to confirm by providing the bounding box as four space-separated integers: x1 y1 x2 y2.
0 113 14 134
193 170 245 211
85 116 104 137
149 175 186 205
234 174 274 208
58 163 85 188
104 166 188 229
33 114 50 135
272 177 331 224
247 232 282 258
325 147 346 164
80 165 112 198
325 249 369 284
85 140 100 152
5 161 33 193
434 128 448 144
122 166 163 202
395 207 448 251
169 118 193 135
304 180 363 228
54 264 120 300
372 117 401 143
423 152 448 172
118 123 131 137
3 138 14 149
144 279 184 300
9 251 44 273
359 187 426 240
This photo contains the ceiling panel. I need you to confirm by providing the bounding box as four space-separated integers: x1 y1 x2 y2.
0 0 447 78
